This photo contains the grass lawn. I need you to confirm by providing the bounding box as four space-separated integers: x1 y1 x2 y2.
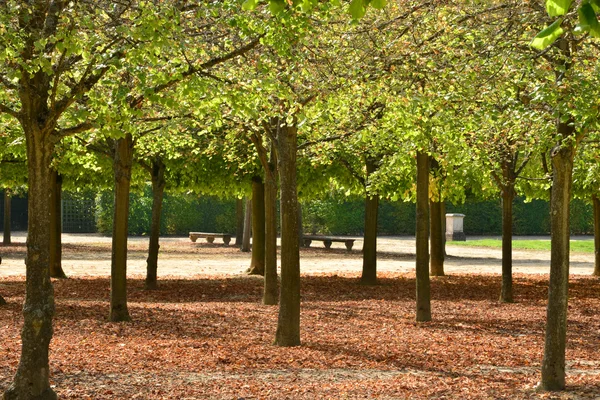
450 238 595 253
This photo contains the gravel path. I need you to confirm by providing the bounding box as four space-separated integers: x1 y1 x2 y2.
0 232 596 277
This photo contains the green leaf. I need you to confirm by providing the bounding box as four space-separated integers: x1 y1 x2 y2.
269 0 286 14
371 0 386 9
349 0 366 19
545 0 572 16
590 0 600 13
578 3 600 38
242 0 258 11
530 18 564 50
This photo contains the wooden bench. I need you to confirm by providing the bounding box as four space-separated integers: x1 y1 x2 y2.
189 232 232 245
302 235 355 251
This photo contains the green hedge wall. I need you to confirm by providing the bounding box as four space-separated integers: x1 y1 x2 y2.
95 187 236 235
91 189 593 236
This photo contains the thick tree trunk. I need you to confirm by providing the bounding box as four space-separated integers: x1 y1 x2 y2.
274 124 301 347
235 198 244 246
500 178 515 303
361 158 379 285
4 131 57 400
109 134 133 322
540 120 576 391
49 170 67 279
263 147 279 305
415 150 431 322
3 190 11 245
248 176 266 275
146 159 166 290
593 195 600 277
241 198 251 252
429 198 445 277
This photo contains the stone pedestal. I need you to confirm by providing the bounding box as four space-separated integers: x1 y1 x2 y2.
445 213 466 241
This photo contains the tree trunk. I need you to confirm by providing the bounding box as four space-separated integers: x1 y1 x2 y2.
4 129 57 400
429 198 445 277
241 198 251 252
593 195 600 277
49 170 67 279
500 176 515 303
297 202 303 248
263 145 279 305
109 134 133 322
415 150 431 322
248 176 266 275
361 193 379 284
146 158 166 290
235 198 244 246
3 189 11 245
361 157 379 285
274 123 301 347
540 120 576 391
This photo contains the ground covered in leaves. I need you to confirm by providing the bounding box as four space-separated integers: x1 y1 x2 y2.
1 270 599 399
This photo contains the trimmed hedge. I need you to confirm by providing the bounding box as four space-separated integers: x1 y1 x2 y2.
77 188 594 236
95 187 236 235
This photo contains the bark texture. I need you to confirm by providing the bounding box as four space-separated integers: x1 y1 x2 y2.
361 157 379 285
248 176 266 275
3 190 10 245
263 144 279 305
146 158 166 290
500 165 515 303
274 124 301 347
415 150 431 322
109 134 133 322
241 198 251 252
593 195 600 277
429 199 445 277
540 119 575 391
4 129 57 400
361 192 379 284
235 198 244 246
49 170 67 279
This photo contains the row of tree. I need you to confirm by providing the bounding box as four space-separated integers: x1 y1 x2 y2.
1 0 599 397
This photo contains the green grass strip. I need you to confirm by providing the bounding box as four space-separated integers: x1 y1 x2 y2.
449 239 594 253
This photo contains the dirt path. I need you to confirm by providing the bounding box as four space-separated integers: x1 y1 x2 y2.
0 232 595 278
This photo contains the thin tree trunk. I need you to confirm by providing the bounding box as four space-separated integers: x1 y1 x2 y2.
264 144 279 305
361 157 379 285
442 201 447 257
146 158 166 290
49 170 67 279
500 178 515 303
248 176 266 275
361 193 379 284
109 134 133 322
241 198 251 252
429 198 444 277
415 150 431 322
235 198 244 246
540 119 576 391
4 129 57 400
274 123 301 347
593 195 600 277
297 202 303 248
3 189 11 245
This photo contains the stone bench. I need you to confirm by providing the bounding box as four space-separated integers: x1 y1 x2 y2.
302 235 355 251
189 232 232 245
